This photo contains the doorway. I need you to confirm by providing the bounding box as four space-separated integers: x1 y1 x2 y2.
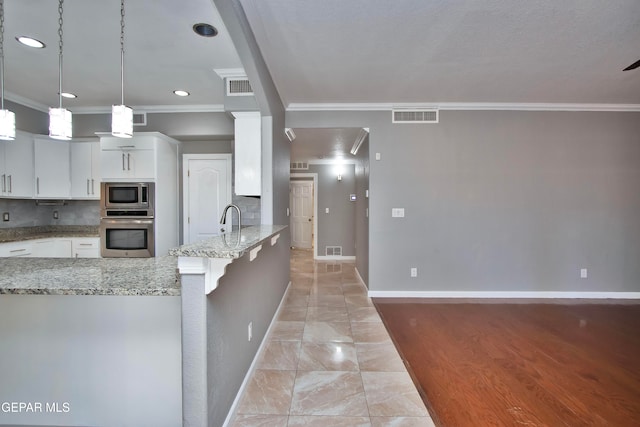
182 154 232 244
290 178 316 250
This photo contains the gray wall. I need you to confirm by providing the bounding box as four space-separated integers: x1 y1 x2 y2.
354 136 370 285
287 110 640 294
300 163 356 257
0 295 182 426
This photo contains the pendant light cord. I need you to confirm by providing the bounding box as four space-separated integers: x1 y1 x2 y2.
120 0 125 105
57 0 64 109
0 0 5 110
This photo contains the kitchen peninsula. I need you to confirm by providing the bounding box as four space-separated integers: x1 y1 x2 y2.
0 225 290 427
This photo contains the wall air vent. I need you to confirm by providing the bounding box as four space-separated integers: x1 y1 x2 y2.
227 78 253 96
133 112 147 126
290 162 309 170
392 108 439 124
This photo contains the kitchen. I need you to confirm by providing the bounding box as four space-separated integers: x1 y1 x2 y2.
0 1 291 426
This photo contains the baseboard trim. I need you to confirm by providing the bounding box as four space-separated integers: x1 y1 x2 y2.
368 291 640 299
222 280 292 427
315 255 356 261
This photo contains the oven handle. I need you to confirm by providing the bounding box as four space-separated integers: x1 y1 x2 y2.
100 218 154 225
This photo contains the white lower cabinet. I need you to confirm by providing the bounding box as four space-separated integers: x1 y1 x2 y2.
0 237 100 258
0 241 32 257
31 239 73 258
72 237 100 258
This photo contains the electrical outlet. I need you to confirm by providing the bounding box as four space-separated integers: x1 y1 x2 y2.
325 208 330 214
580 268 588 279
410 267 418 277
2 212 8 222
53 210 59 219
248 322 253 342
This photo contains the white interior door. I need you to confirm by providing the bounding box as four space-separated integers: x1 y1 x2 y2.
183 155 231 244
290 180 314 248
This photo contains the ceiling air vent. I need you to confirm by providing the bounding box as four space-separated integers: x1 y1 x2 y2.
133 112 147 126
392 109 439 124
227 78 253 96
290 162 309 170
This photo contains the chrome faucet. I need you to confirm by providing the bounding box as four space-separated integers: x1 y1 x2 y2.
220 204 241 233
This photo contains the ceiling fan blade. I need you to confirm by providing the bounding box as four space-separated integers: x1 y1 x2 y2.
623 58 640 71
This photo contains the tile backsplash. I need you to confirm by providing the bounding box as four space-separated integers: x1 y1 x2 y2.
0 199 100 228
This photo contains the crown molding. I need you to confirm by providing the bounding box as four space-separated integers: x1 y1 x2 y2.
4 92 50 113
286 102 640 112
213 68 247 79
70 104 226 114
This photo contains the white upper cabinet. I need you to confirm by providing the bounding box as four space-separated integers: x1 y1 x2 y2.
70 140 100 199
232 111 261 196
34 137 71 199
100 137 155 181
0 131 34 198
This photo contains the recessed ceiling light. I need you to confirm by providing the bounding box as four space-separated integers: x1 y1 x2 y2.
61 92 77 99
193 23 218 37
173 90 190 97
16 36 45 48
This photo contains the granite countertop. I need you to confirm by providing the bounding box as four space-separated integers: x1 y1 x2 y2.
0 225 100 243
169 225 287 259
0 256 179 296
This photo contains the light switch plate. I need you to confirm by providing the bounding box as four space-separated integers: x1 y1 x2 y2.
392 208 405 218
325 208 330 214
375 153 381 161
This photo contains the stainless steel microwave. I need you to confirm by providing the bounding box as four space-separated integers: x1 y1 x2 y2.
101 182 154 216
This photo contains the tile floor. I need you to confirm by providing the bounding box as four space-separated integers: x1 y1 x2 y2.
229 249 436 427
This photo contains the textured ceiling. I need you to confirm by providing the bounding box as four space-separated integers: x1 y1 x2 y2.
241 0 640 107
4 0 242 111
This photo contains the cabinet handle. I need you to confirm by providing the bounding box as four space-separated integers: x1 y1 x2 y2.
10 248 26 253
7 175 11 193
127 153 131 171
122 153 126 171
91 179 95 195
1 174 5 193
36 177 40 194
79 243 92 246
87 179 90 195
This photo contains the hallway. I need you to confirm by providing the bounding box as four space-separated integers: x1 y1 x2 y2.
229 249 435 426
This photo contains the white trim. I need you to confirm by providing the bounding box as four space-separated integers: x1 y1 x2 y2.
222 281 292 427
355 267 367 289
213 68 247 80
290 173 318 259
71 104 226 114
287 102 640 113
368 291 640 299
316 255 356 261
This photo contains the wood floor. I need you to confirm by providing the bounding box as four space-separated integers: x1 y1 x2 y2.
373 300 640 427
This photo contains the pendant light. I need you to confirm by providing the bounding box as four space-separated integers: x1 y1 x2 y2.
49 0 72 140
0 0 15 140
112 0 132 138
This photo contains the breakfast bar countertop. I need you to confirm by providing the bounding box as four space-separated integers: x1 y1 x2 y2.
0 256 179 296
169 225 287 259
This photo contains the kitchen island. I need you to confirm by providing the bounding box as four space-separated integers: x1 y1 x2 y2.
0 256 182 427
171 225 290 427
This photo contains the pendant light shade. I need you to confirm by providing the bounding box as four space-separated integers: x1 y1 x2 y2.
112 0 132 138
0 0 15 140
49 107 72 140
49 0 72 140
112 104 133 138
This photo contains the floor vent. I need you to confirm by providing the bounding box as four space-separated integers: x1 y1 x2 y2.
392 108 439 124
227 78 253 96
133 112 147 126
290 162 309 170
325 246 342 256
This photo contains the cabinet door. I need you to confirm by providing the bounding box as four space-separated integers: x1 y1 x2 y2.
31 239 73 258
101 149 154 180
0 241 32 257
232 112 261 196
0 142 5 196
70 142 99 199
3 133 35 198
72 237 100 258
34 138 70 198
